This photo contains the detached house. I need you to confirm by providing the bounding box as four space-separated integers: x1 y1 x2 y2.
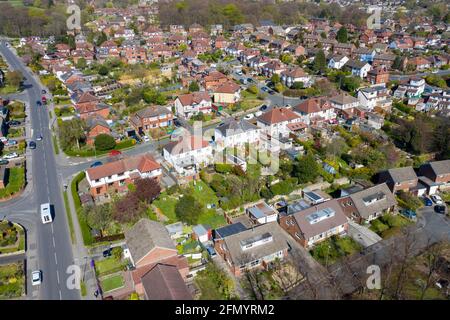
213 82 241 105
125 219 189 298
357 84 392 112
280 67 311 88
85 116 112 146
279 199 348 248
214 118 260 150
294 97 336 125
74 92 110 120
256 107 302 138
213 222 289 276
130 105 174 135
174 92 212 119
163 136 213 177
329 92 359 111
344 60 372 79
337 183 397 224
378 167 419 194
86 154 162 198
328 55 349 69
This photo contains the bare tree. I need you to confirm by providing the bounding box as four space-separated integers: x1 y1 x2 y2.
419 240 446 300
393 228 417 299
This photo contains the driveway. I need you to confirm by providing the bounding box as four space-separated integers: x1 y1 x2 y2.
347 220 382 248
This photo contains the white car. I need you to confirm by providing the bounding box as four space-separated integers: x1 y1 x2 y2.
31 270 42 286
142 135 150 143
254 111 263 117
2 152 18 159
431 195 443 205
244 114 254 120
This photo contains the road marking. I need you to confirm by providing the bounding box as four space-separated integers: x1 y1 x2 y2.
59 290 62 300
56 270 60 284
54 252 58 265
52 236 56 248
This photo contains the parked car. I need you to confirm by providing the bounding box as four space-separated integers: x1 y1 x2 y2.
103 249 112 258
0 159 9 165
8 120 21 126
41 89 47 94
247 78 253 83
244 113 254 120
235 70 243 76
259 104 268 111
268 89 275 95
423 197 433 206
28 141 36 150
31 270 42 286
435 205 446 214
90 161 103 168
261 86 269 92
431 194 443 205
2 152 18 159
36 134 43 141
6 140 18 146
142 135 150 143
400 209 417 221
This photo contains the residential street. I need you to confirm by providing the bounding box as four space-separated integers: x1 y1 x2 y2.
0 42 80 300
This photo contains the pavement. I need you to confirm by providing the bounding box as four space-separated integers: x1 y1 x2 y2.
0 42 80 300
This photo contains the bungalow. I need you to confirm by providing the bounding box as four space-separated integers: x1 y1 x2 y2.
279 199 348 248
213 222 289 276
280 67 311 88
294 97 336 125
256 107 302 138
328 55 349 70
174 92 212 119
163 136 213 177
213 82 241 105
337 183 397 224
130 105 173 135
214 118 260 150
124 219 189 298
86 154 162 198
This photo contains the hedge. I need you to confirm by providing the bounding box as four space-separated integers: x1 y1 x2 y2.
64 139 136 158
70 171 93 245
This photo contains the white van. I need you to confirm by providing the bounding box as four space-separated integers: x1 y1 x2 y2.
40 203 53 224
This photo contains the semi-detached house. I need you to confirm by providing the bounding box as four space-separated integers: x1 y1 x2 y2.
174 92 212 119
130 105 173 135
256 107 302 138
86 154 162 198
214 118 260 150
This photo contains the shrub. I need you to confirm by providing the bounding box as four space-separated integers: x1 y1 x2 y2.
215 163 233 174
94 134 116 151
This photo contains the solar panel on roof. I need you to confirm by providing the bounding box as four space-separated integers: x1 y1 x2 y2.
215 222 247 238
305 191 322 202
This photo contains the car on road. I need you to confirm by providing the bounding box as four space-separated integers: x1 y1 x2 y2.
40 203 53 224
239 78 248 85
268 89 275 95
42 89 47 94
142 135 150 143
0 159 9 165
400 209 417 221
36 100 42 106
247 78 253 83
259 104 268 111
103 248 112 258
244 113 254 120
435 205 446 214
431 194 444 205
423 197 433 206
41 96 47 104
31 270 42 286
36 134 43 141
28 141 36 150
90 161 103 168
2 152 18 159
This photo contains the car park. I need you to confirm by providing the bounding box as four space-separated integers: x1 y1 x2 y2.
28 141 36 150
431 194 443 205
31 270 42 286
90 161 103 168
435 205 446 214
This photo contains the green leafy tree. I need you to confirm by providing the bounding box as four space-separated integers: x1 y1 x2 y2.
98 65 109 76
313 50 327 74
175 194 203 225
94 134 116 151
76 58 87 70
188 81 200 92
142 88 166 105
293 154 319 183
59 118 85 150
271 73 280 84
84 204 111 235
336 26 348 43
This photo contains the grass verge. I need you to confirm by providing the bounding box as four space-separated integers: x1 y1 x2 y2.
71 171 93 245
63 191 75 244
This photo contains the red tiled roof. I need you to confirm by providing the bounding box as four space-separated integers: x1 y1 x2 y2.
177 91 211 106
214 81 240 94
294 97 330 114
257 107 300 125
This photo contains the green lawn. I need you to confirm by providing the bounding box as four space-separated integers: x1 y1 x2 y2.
95 257 125 277
0 263 25 300
100 274 124 293
153 193 178 223
64 139 136 157
310 235 362 266
0 167 25 199
63 191 75 244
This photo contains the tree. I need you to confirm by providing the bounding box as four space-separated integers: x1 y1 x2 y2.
392 55 403 71
313 50 327 74
134 178 161 203
112 247 123 261
280 53 292 64
293 154 319 183
113 192 142 223
188 81 200 92
341 76 361 92
59 118 85 150
142 87 166 105
98 65 109 76
175 194 203 225
247 84 258 94
291 81 304 89
326 137 348 158
76 58 87 70
336 26 348 43
5 70 23 88
94 134 116 151
84 204 111 236
271 73 280 84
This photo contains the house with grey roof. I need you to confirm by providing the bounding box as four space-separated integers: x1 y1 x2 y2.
214 118 260 150
419 160 450 191
377 166 418 194
337 183 397 224
279 199 348 248
246 202 278 225
213 222 289 276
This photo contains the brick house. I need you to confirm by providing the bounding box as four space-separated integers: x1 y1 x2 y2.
85 116 111 146
85 154 162 198
130 105 173 135
377 167 418 194
256 107 302 138
203 71 228 90
174 92 212 119
279 199 348 248
418 160 450 191
124 219 189 298
213 222 289 276
367 66 390 85
293 97 336 125
213 82 241 105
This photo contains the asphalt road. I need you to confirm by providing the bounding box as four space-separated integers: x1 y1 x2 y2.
0 42 80 300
